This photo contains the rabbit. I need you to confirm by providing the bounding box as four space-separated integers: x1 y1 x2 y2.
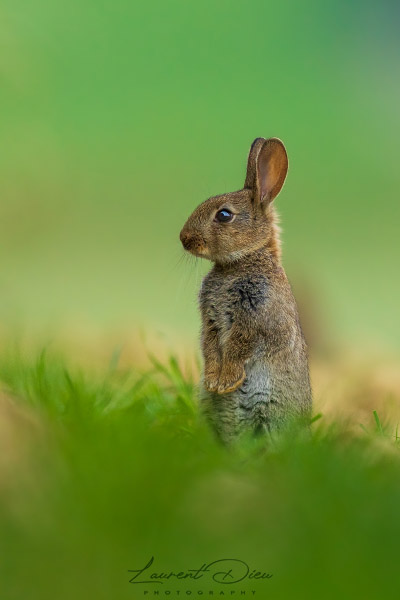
179 137 312 443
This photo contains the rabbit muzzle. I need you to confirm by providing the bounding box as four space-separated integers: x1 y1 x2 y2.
180 230 208 256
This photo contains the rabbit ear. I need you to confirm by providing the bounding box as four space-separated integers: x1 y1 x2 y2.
255 138 288 205
244 138 267 190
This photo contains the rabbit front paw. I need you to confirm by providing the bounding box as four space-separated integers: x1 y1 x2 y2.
204 375 220 393
204 366 221 393
217 365 246 394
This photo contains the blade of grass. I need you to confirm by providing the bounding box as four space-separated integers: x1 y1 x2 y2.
373 410 384 436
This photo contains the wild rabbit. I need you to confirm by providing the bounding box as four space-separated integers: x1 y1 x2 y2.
180 138 312 442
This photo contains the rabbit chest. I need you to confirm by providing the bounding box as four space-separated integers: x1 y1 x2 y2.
200 272 268 345
200 270 274 437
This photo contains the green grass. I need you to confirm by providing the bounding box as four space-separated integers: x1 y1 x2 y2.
0 349 399 600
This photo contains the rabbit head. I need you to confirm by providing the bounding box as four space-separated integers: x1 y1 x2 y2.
179 138 288 265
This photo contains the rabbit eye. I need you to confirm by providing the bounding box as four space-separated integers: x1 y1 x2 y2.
215 209 234 223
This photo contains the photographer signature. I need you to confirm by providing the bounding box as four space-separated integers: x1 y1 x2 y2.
128 556 273 585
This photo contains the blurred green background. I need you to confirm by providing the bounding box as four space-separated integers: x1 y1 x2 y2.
1 0 399 352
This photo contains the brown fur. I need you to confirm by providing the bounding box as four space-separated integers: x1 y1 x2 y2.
180 138 312 441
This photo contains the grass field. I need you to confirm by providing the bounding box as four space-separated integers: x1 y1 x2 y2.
1 346 399 600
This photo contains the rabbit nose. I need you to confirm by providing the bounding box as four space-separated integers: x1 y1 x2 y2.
180 231 192 250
